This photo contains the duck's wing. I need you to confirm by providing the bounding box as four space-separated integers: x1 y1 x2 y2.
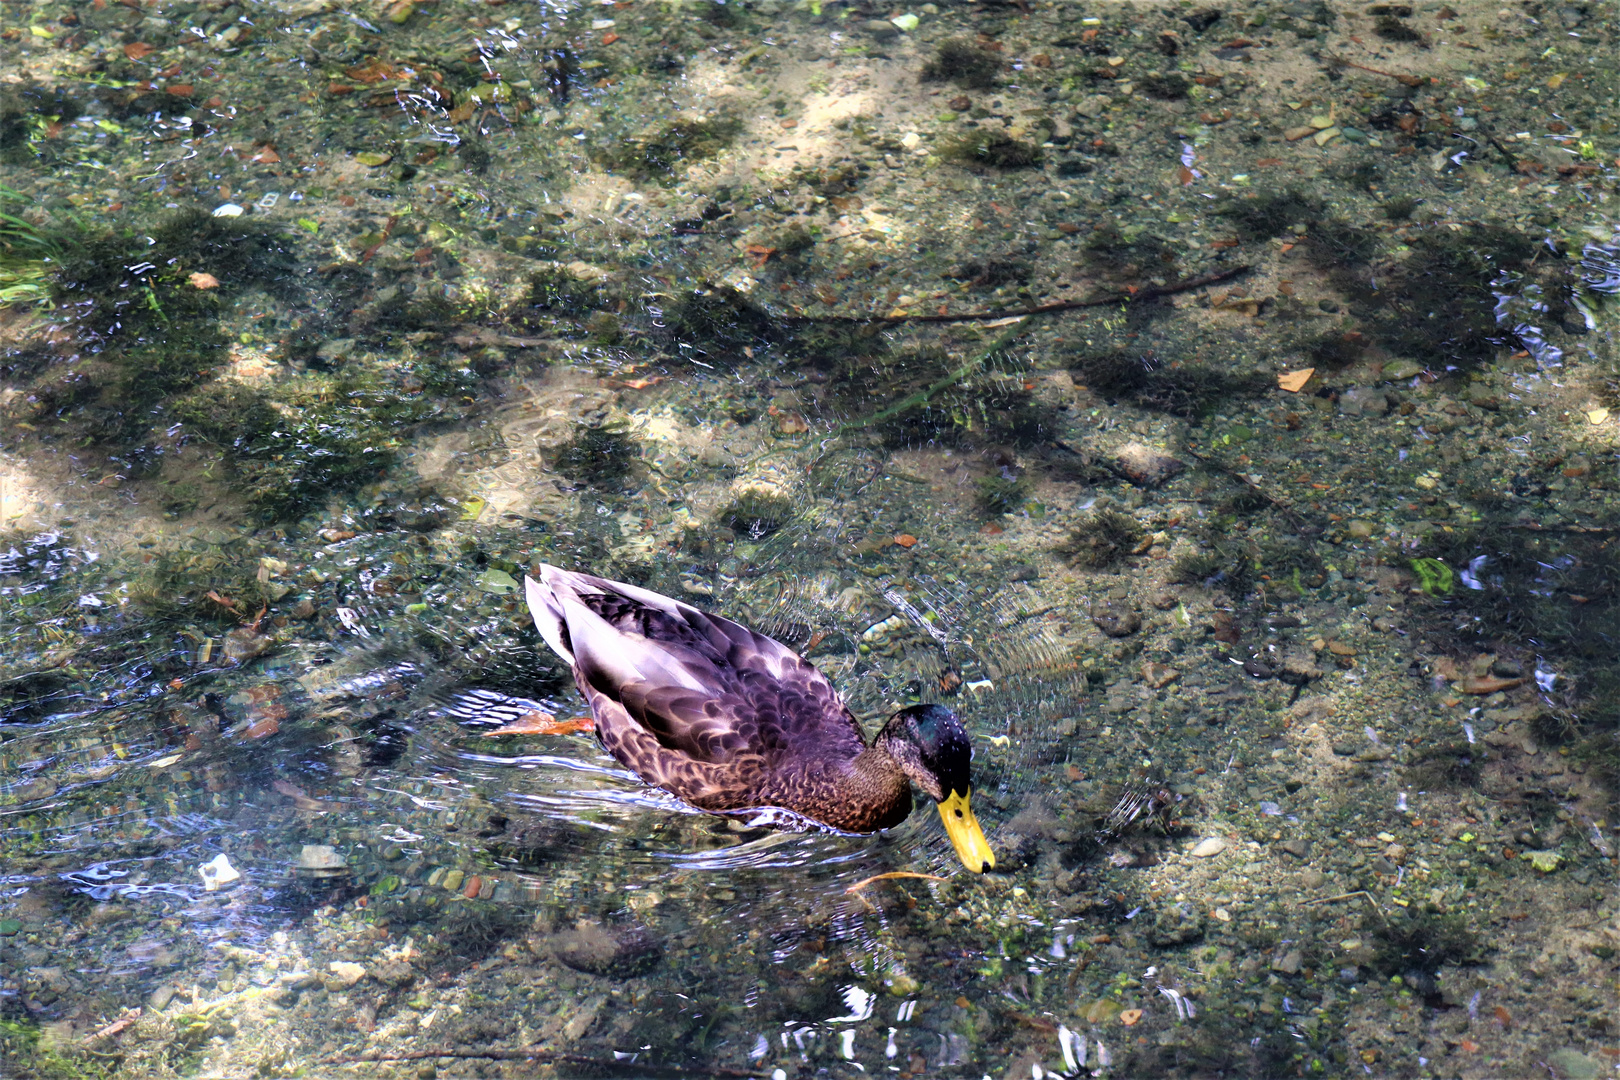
527 566 867 768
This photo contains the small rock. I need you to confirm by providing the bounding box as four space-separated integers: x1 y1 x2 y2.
552 921 663 978
1338 388 1389 417
1278 653 1323 685
223 627 274 665
294 845 347 877
860 18 899 40
1279 838 1310 858
1346 519 1375 539
1111 442 1185 487
1148 904 1205 947
326 961 367 989
371 959 417 988
1092 604 1141 637
1149 591 1180 610
1140 661 1180 689
1544 1048 1602 1079
1460 674 1523 695
291 598 317 619
1242 659 1273 680
1190 837 1227 858
1270 948 1303 975
1301 869 1327 888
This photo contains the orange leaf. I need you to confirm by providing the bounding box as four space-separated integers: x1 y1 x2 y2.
893 533 918 548
601 31 619 44
1277 367 1315 393
188 272 220 289
123 41 155 59
745 244 777 268
1119 1009 1143 1026
251 145 280 163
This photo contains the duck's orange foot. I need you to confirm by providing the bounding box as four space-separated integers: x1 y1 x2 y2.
481 711 596 737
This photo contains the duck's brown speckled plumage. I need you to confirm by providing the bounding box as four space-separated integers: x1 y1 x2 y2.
526 565 912 831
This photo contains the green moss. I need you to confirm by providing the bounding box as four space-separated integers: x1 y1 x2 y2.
1059 509 1144 568
921 39 1002 90
975 472 1031 517
595 117 742 182
169 378 400 521
1218 189 1322 240
942 130 1043 169
664 286 784 360
1070 350 1270 417
550 424 637 489
1382 194 1420 221
523 264 610 317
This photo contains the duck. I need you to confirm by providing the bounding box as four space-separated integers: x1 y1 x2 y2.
524 564 995 873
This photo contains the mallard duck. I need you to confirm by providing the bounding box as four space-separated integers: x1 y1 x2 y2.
525 565 995 873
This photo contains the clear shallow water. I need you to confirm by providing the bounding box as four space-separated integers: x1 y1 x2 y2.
2 1 1619 1077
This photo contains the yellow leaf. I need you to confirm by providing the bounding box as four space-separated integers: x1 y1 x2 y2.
1277 367 1315 393
1547 72 1567 89
1587 407 1610 425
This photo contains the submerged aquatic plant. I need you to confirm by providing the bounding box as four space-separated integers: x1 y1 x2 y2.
0 186 58 306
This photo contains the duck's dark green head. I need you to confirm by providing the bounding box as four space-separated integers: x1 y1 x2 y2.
878 704 994 873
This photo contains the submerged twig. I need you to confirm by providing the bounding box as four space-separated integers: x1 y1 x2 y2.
1305 889 1388 922
787 264 1253 325
319 1047 760 1077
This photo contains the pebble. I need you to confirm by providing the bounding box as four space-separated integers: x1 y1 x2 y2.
1092 604 1141 638
1278 838 1311 858
326 961 367 989
1190 837 1227 858
1301 869 1327 888
1140 661 1180 689
551 921 663 978
1111 442 1185 488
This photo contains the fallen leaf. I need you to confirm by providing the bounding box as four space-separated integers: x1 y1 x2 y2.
250 144 280 163
166 83 193 97
601 30 619 44
123 41 155 59
1277 367 1315 393
1119 1009 1144 1026
1586 407 1610 425
188 272 220 289
893 533 918 548
745 244 777 268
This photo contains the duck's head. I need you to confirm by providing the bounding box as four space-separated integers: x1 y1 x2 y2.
878 704 996 874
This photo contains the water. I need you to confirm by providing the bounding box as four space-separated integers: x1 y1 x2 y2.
2 1 1618 1077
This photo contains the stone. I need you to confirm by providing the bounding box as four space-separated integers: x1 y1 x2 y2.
1460 674 1523 695
860 18 899 40
551 921 662 978
1346 519 1375 539
1301 869 1327 888
1338 388 1389 417
1270 948 1302 974
1190 837 1227 858
1092 604 1141 637
1140 662 1180 689
1147 903 1204 947
294 845 347 877
1544 1049 1602 1079
1112 442 1185 487
1279 838 1310 858
1278 653 1323 684
223 627 274 664
326 961 367 989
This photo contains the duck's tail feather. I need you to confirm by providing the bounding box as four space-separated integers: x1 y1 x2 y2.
526 570 575 664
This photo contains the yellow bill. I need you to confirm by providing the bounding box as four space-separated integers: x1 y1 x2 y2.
937 789 995 873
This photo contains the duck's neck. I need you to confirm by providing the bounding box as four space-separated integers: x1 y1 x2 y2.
838 743 912 831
